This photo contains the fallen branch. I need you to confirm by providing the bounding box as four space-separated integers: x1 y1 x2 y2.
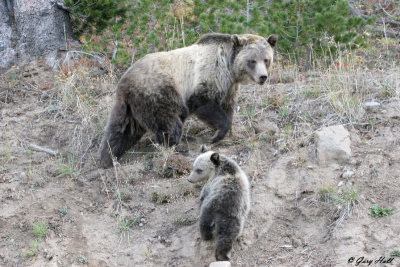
348 4 400 27
28 144 59 156
62 50 110 72
368 26 400 38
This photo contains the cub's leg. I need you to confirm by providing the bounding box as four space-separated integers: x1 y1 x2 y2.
199 205 214 241
215 215 241 261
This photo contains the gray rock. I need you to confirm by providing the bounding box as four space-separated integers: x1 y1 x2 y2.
342 170 354 179
0 0 75 73
364 101 380 112
253 120 280 135
315 125 352 166
209 262 231 267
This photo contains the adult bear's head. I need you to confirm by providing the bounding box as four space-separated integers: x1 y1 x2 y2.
232 33 277 85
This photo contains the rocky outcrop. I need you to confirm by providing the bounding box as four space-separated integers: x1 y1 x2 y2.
0 0 75 73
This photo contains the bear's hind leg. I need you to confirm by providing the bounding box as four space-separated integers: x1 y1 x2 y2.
99 100 146 168
215 216 240 261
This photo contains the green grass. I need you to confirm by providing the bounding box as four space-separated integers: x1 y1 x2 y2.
369 204 393 217
22 239 39 258
391 250 400 257
31 221 47 239
59 206 68 217
318 186 358 205
78 255 89 264
119 217 139 232
56 153 75 177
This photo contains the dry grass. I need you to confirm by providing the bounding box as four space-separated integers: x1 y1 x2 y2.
318 185 361 230
45 62 117 171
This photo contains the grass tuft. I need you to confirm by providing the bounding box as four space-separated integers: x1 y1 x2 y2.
22 239 39 258
369 204 393 217
31 221 47 239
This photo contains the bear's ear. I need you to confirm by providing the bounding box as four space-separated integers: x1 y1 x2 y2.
200 145 210 153
267 34 278 48
210 152 220 166
231 34 245 47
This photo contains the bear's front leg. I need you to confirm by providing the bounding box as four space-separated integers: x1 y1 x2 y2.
193 101 232 143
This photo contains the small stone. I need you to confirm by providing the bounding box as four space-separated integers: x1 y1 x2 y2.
253 120 279 135
364 101 380 112
209 262 231 267
337 181 344 187
306 165 314 169
342 170 354 179
139 223 143 227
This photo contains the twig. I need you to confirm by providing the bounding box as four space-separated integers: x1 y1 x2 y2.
348 3 400 27
130 47 137 66
63 50 110 72
28 144 59 156
378 1 394 19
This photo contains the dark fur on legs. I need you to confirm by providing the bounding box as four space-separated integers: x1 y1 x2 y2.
187 91 231 143
215 216 240 261
199 207 214 241
154 116 184 147
99 101 146 168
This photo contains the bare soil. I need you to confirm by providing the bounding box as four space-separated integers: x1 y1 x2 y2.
1 59 400 267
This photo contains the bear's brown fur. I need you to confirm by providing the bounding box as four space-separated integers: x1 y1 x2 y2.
99 33 277 168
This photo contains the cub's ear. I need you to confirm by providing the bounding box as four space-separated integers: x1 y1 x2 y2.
267 34 278 48
200 144 210 153
231 34 246 47
210 152 220 166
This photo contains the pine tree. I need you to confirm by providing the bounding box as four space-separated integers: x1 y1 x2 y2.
64 0 128 37
64 0 375 68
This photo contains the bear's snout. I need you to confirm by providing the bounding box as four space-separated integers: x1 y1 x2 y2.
258 75 267 84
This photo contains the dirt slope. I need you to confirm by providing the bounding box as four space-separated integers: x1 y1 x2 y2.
1 59 399 267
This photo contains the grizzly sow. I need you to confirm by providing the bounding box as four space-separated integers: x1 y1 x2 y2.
99 33 277 167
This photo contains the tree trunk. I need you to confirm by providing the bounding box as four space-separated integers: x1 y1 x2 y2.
0 0 75 73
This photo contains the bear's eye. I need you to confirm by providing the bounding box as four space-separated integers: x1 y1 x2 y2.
264 59 270 66
196 169 203 174
247 60 256 68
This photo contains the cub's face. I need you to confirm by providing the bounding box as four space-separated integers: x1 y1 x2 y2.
234 34 277 85
187 151 216 183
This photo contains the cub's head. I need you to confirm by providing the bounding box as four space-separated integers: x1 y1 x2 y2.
187 150 221 183
233 34 277 85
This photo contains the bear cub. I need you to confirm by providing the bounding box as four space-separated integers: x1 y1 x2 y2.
187 149 250 261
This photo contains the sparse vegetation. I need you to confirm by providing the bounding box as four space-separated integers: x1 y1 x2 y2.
391 250 400 257
78 255 89 264
369 204 393 217
22 239 39 258
318 185 360 229
152 146 191 178
31 221 47 239
59 206 68 217
175 216 197 226
150 192 172 204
